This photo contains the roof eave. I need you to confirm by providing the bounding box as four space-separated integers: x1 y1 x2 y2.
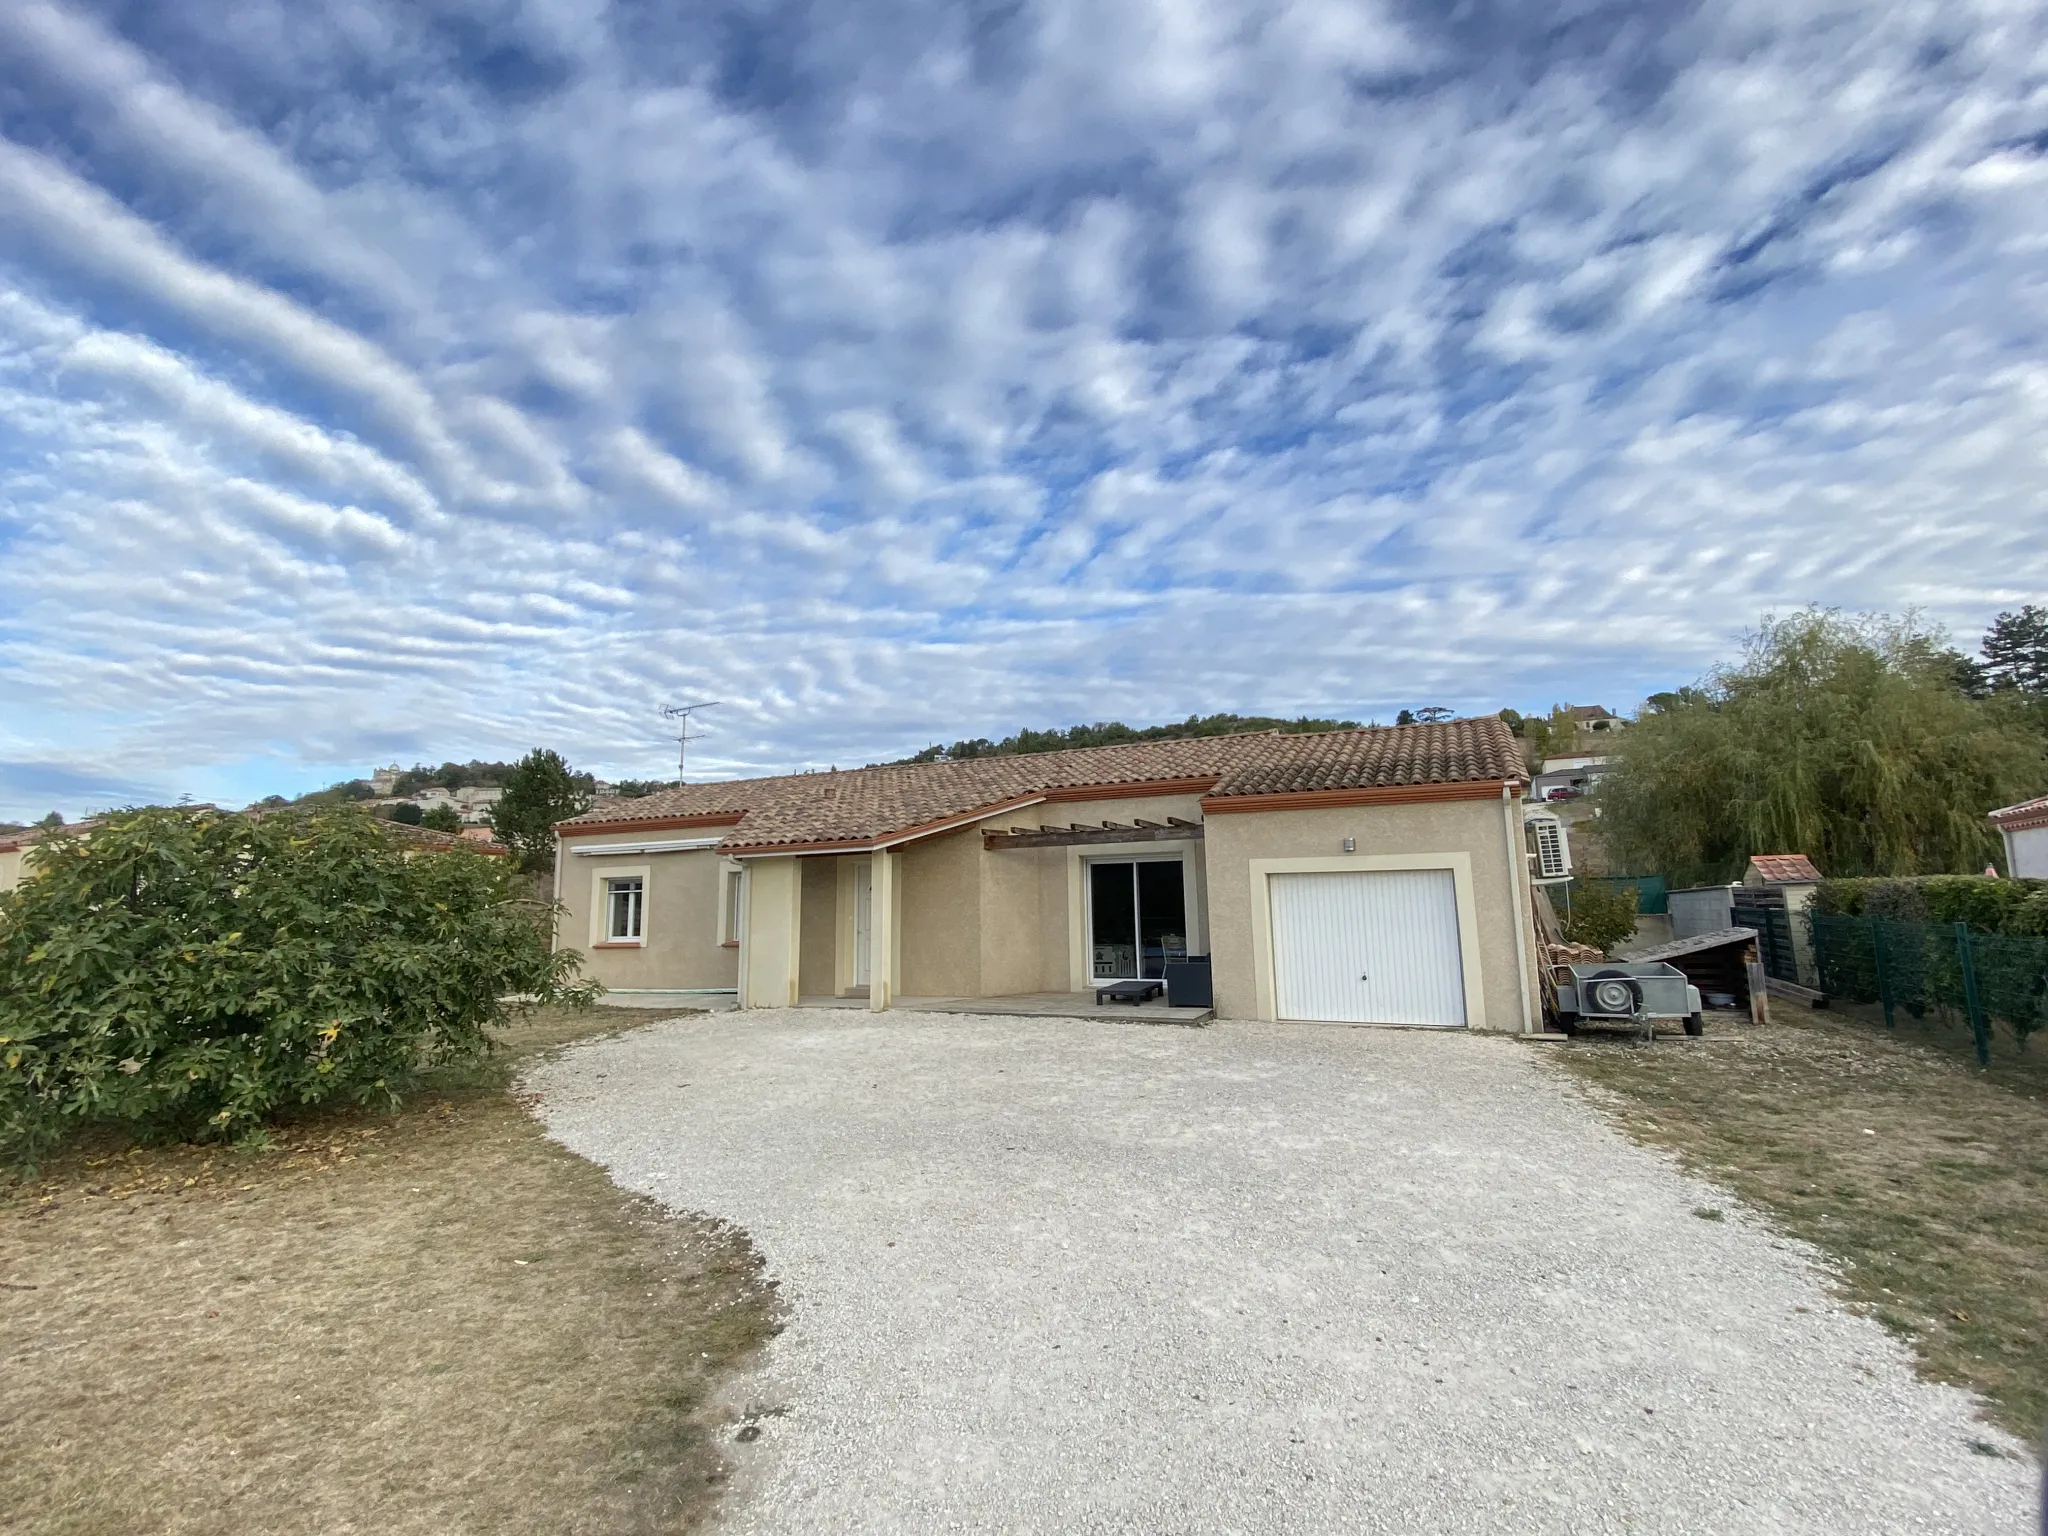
723 793 1049 857
1200 778 1520 814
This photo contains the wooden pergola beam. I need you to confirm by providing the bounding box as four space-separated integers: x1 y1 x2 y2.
984 820 1206 850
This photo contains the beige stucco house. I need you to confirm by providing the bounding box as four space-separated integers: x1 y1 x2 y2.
553 718 1544 1032
0 823 77 894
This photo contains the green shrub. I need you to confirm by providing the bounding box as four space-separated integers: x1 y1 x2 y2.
0 806 597 1170
1563 879 1641 954
1812 875 2048 937
418 804 465 833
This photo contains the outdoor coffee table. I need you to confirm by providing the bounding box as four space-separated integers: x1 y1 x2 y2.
1095 980 1164 1005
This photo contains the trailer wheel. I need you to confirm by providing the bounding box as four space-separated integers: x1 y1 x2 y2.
1683 1012 1705 1037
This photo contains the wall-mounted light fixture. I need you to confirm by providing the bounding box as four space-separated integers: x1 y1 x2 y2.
1342 837 1355 853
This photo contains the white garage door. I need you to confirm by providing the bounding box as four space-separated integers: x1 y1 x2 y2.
1269 869 1468 1027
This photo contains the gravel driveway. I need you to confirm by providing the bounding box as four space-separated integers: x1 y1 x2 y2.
528 1009 2036 1534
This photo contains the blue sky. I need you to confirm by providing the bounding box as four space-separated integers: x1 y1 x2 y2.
1 0 2045 818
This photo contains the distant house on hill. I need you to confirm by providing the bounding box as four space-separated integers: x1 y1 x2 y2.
1563 704 1626 734
365 782 505 826
1527 705 1631 804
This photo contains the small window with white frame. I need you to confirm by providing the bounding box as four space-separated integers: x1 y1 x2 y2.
605 876 645 942
722 868 743 945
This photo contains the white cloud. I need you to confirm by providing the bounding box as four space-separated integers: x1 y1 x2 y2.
1 0 2046 817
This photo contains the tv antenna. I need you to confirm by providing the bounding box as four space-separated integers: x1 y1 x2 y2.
660 701 721 781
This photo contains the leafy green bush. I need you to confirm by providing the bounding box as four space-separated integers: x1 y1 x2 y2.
1562 879 1641 954
1812 876 2048 937
418 804 464 833
0 806 597 1170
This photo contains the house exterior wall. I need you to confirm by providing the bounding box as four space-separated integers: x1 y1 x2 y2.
0 847 25 893
554 832 737 994
1202 795 1533 1032
741 856 802 1008
2007 824 2048 878
978 839 1058 995
798 856 839 996
898 828 985 997
976 792 1212 996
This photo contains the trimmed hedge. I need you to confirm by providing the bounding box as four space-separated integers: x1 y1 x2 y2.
1811 875 2048 937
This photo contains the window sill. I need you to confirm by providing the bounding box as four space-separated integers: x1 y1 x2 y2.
719 940 740 949
592 940 645 949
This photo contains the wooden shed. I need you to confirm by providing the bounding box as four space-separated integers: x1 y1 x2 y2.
1620 927 1768 1023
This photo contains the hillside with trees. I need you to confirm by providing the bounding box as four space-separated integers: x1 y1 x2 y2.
894 711 1363 764
285 760 524 806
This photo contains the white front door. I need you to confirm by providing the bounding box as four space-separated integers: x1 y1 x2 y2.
852 860 873 987
1269 869 1467 1026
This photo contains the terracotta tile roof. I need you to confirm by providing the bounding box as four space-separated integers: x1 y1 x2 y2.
0 819 101 853
1202 716 1523 801
560 717 1524 851
1989 795 2048 826
378 819 507 854
1747 853 1823 884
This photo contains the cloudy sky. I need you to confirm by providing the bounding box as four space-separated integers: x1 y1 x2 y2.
1 0 2044 817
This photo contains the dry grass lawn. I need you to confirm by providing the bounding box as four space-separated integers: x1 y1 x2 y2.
0 1007 777 1536
1548 1002 2048 1445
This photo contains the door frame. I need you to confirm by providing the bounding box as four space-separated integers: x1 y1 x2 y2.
1065 840 1204 993
1247 852 1486 1030
836 855 886 996
1081 853 1193 985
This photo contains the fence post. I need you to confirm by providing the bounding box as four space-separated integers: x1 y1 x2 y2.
1954 921 1990 1067
1872 919 1894 1029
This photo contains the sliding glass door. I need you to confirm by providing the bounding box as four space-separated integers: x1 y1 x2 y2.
1088 859 1188 981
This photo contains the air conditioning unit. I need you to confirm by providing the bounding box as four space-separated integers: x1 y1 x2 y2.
1524 811 1571 882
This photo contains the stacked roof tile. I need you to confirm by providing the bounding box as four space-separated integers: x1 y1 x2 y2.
1989 795 2048 828
1747 853 1823 884
560 717 1524 851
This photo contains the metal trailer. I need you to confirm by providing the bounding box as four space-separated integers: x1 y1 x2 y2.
1547 960 1705 1039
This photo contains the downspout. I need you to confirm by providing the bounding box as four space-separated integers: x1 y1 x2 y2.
735 864 751 1009
1502 784 1536 1035
549 829 563 954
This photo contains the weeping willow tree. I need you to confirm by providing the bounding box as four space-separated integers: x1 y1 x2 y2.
1601 611 2048 888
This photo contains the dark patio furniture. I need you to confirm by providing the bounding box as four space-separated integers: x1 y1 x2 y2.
1163 956 1212 1009
1096 979 1164 1006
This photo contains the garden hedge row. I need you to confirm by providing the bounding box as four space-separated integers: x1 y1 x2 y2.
1810 874 2048 937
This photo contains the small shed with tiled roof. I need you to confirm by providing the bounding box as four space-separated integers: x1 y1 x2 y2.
1740 852 1825 988
1745 854 1823 886
553 718 1543 1031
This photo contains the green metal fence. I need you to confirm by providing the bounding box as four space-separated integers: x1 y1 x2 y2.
1574 874 1669 915
1809 912 2048 1065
